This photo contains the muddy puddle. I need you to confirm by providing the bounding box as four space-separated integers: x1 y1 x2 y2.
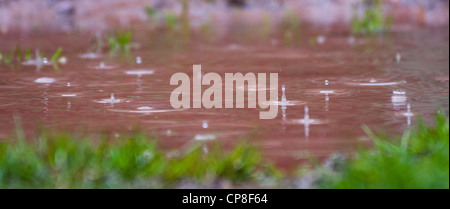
0 26 448 168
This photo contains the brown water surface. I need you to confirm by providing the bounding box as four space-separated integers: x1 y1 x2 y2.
0 26 448 168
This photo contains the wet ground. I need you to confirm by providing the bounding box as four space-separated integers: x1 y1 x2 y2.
0 25 448 169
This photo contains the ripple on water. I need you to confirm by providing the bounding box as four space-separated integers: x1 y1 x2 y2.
264 100 306 106
79 52 102 59
125 70 155 76
287 118 328 125
344 78 407 87
90 62 116 70
108 107 186 114
305 89 350 97
194 134 217 141
61 94 78 97
34 77 55 84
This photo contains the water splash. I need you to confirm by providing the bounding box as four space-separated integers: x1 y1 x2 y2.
402 103 414 126
93 62 115 70
393 90 406 95
97 93 121 107
290 106 327 138
22 49 52 72
392 90 407 111
266 85 303 106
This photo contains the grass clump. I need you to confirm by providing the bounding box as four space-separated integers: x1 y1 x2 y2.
281 8 301 46
108 31 133 54
319 110 449 189
0 133 279 189
350 0 392 34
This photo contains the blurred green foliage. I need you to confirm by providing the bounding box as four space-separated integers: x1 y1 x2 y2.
319 110 449 189
281 8 301 46
108 31 133 54
0 133 279 188
351 0 392 34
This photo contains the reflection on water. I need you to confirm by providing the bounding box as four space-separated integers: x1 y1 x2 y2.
0 26 448 168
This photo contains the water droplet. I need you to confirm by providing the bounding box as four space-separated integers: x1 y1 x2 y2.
136 56 142 64
202 120 209 129
317 36 326 45
396 53 402 63
202 145 209 153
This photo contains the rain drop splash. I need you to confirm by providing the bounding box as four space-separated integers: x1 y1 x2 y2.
94 62 115 70
302 106 311 138
266 85 303 106
97 93 121 107
402 104 414 126
304 106 310 121
22 49 52 71
392 90 407 111
281 85 287 104
291 106 327 138
393 90 406 95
